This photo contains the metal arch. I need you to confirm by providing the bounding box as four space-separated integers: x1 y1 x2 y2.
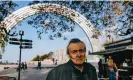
0 3 105 52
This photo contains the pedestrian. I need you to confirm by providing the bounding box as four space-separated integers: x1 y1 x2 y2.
98 59 104 78
46 38 98 80
24 61 27 70
107 56 118 80
55 59 57 65
52 58 55 65
37 61 41 70
21 62 25 70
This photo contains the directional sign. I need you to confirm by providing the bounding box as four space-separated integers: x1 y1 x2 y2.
10 38 32 42
20 46 32 49
21 42 32 45
9 37 32 49
9 42 20 45
9 38 20 42
9 42 32 45
21 39 32 42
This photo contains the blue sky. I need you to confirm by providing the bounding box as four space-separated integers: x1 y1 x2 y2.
1 1 92 63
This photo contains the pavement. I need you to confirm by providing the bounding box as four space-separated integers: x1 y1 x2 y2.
0 68 52 80
0 62 100 80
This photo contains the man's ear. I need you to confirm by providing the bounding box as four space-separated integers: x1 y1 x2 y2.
67 54 71 59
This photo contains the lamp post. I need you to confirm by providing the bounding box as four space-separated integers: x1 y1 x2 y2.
18 31 24 80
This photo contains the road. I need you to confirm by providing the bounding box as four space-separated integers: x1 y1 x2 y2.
0 68 52 80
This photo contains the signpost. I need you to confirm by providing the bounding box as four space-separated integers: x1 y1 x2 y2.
9 38 32 48
9 31 32 80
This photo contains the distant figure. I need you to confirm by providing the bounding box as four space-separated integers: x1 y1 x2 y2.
55 59 57 65
98 59 104 78
37 61 41 70
16 65 20 72
21 62 25 70
24 61 27 69
52 58 55 65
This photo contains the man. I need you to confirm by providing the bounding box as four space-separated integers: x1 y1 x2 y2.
107 56 118 80
98 59 103 78
37 61 41 70
46 38 98 80
122 57 131 67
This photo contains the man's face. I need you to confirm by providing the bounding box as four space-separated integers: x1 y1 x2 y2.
68 42 86 65
125 58 130 62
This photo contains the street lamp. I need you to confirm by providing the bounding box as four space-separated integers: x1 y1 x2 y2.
18 30 24 80
19 31 24 36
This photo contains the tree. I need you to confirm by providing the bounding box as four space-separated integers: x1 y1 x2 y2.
32 51 54 61
32 55 41 61
0 1 18 23
1 1 133 49
48 51 54 56
27 1 133 40
40 54 49 60
0 1 18 54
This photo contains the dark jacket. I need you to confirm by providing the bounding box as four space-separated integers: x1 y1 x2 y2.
46 60 98 80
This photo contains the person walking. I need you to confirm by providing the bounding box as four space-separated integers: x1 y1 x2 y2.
21 62 25 70
98 59 104 78
55 59 57 65
46 38 98 80
37 61 41 70
24 61 27 70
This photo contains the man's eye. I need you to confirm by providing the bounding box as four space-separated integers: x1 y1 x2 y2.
72 50 77 53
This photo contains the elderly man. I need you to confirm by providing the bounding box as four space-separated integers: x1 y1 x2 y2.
46 38 97 80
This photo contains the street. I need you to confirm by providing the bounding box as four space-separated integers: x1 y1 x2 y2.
0 62 99 80
0 68 52 80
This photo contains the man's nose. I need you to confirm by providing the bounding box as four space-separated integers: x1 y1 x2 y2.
77 52 81 57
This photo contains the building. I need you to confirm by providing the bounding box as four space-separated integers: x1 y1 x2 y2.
54 49 69 64
90 37 133 79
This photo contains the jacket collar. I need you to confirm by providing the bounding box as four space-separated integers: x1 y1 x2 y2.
67 60 87 73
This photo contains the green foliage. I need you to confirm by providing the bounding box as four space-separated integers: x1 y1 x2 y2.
27 1 133 40
32 55 40 61
32 51 54 61
0 1 18 23
0 1 17 54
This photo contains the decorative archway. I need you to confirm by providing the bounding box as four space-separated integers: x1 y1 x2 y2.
0 3 105 52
